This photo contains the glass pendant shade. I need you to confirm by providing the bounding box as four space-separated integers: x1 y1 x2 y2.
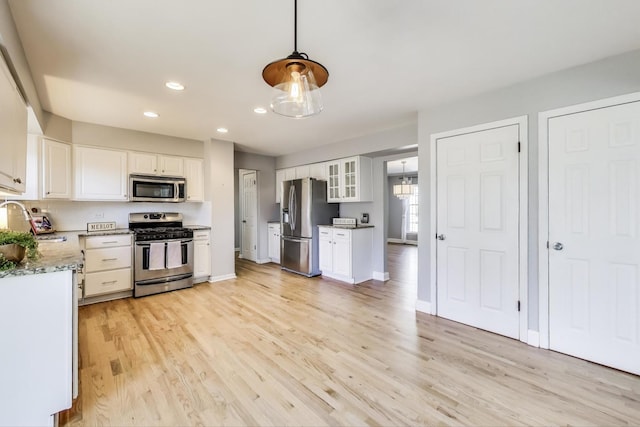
268 61 323 118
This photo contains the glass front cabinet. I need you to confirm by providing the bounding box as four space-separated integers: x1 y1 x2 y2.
325 156 372 203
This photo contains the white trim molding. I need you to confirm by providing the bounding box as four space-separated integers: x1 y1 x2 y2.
210 273 237 282
387 238 418 246
415 299 432 314
527 330 540 348
373 271 390 281
255 258 271 264
429 115 529 342
537 91 640 350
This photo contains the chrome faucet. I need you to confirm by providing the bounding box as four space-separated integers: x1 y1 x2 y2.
0 200 33 223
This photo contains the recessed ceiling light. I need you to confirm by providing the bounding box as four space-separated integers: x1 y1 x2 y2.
254 107 267 114
217 127 228 133
165 81 185 91
143 111 159 118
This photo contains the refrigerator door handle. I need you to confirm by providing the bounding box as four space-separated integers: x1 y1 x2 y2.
289 184 297 232
282 236 306 243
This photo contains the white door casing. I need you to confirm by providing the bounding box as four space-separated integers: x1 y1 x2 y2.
239 170 258 262
430 116 528 342
539 94 640 375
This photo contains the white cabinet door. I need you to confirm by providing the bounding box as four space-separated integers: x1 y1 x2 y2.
309 162 327 180
284 168 296 181
128 152 157 175
0 54 27 194
275 169 285 203
332 229 352 278
74 146 128 201
318 227 333 273
159 155 184 176
184 157 204 201
326 161 341 202
194 231 211 279
267 223 281 263
42 138 71 199
295 165 310 179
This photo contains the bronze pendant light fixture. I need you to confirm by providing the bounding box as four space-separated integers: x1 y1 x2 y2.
262 0 329 118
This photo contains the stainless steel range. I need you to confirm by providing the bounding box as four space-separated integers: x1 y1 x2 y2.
129 212 194 297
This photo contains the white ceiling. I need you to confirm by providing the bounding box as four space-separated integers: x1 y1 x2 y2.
387 157 418 175
8 0 640 156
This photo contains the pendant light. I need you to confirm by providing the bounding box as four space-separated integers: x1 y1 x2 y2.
393 161 416 199
262 0 329 118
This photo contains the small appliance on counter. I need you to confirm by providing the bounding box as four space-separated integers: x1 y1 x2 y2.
332 217 357 228
30 209 55 234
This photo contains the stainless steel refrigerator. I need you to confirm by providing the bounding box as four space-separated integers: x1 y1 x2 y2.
281 177 339 276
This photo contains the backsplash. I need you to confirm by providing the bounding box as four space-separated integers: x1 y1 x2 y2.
5 200 212 232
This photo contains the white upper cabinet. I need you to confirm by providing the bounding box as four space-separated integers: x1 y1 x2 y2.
42 138 71 199
158 155 184 176
309 162 327 180
74 145 128 201
326 156 372 203
275 169 285 203
294 165 310 179
184 157 204 202
129 152 184 177
0 53 27 194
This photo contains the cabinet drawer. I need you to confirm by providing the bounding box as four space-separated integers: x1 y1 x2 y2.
85 246 131 271
85 234 131 249
84 268 132 297
319 227 332 238
332 230 351 241
193 231 210 240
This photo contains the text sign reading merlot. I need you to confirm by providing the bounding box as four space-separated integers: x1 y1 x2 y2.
87 222 117 232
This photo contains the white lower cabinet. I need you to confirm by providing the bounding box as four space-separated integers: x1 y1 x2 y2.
193 229 211 283
79 234 132 302
267 222 281 263
318 226 373 284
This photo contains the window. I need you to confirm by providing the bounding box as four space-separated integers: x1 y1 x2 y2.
407 185 419 233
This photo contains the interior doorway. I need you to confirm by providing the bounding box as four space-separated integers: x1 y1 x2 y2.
239 169 258 262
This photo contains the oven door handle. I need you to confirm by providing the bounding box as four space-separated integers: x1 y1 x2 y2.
135 239 193 247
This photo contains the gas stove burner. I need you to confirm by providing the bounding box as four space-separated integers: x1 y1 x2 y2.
128 212 193 241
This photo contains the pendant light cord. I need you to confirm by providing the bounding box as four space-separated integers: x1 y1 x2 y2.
294 0 297 52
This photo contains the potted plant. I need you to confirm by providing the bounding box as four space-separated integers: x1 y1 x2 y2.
0 230 39 270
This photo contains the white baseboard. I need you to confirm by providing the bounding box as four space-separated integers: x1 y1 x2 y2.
415 299 432 314
256 258 271 264
210 273 237 282
234 247 240 252
372 271 390 281
387 238 418 246
527 330 540 347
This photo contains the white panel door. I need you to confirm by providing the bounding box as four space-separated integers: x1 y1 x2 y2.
436 125 520 339
548 101 640 375
240 171 257 261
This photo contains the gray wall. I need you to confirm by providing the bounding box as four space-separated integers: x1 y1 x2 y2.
418 48 640 330
234 151 279 261
387 174 418 240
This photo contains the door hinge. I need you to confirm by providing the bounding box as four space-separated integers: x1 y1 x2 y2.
546 241 549 249
517 300 521 312
518 142 521 153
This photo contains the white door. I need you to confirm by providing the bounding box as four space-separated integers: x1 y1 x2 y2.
240 170 257 261
332 230 352 278
548 101 640 375
436 124 521 339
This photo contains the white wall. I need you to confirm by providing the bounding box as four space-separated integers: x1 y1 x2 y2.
205 138 235 281
234 151 279 261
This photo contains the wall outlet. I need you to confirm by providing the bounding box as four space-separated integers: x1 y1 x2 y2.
93 212 104 219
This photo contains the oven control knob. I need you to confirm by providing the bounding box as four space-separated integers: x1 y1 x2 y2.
144 214 148 219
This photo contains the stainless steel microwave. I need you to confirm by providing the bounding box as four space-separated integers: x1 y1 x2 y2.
129 174 186 202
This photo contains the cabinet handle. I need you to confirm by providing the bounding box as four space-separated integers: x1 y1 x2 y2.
102 258 118 262
102 241 119 244
101 280 117 285
13 177 22 184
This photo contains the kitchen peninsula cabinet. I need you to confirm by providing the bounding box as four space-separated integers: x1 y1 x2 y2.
42 138 72 199
267 222 281 263
318 225 373 284
74 145 128 201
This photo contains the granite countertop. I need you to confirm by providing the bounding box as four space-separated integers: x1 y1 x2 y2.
267 220 280 224
77 228 133 237
0 233 83 279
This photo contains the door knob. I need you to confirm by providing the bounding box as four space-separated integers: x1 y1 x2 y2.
436 234 446 241
552 242 564 251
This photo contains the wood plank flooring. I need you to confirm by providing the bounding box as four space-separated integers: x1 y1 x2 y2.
61 244 640 426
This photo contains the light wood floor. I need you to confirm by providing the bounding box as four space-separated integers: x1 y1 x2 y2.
61 244 640 426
